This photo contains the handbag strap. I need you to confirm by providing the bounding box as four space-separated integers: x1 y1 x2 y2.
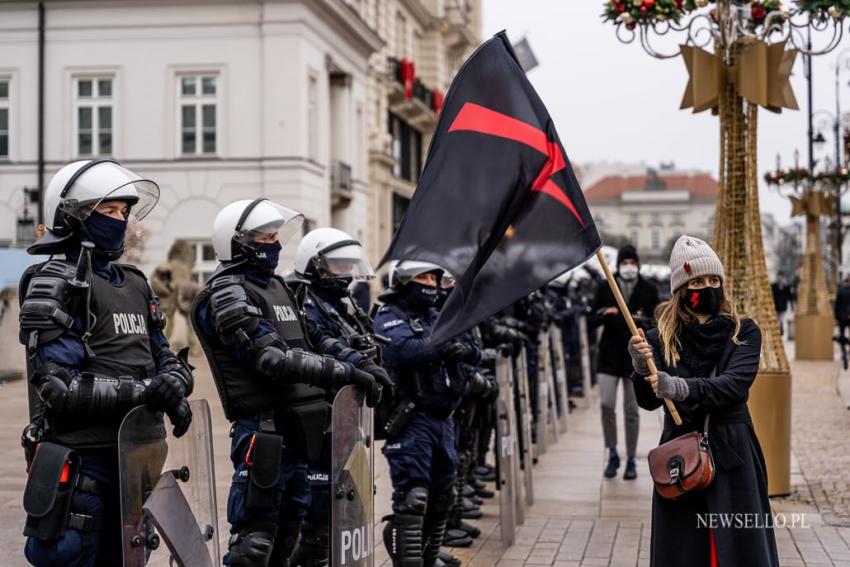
701 366 717 437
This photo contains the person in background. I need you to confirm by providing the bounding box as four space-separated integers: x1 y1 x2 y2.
591 245 659 480
834 274 850 341
771 271 792 336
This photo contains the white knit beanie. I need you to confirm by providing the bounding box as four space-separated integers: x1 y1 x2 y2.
669 235 724 292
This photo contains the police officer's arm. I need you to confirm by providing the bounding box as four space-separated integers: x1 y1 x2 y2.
20 261 148 416
302 304 365 366
149 313 194 396
375 314 437 367
205 277 354 389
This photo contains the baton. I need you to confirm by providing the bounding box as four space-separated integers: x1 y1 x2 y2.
595 250 683 426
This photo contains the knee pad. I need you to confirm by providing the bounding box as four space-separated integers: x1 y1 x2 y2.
289 520 329 567
227 523 278 567
382 514 424 567
394 486 428 516
428 487 455 515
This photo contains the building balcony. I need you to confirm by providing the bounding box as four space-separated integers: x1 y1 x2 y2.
387 56 441 130
331 160 353 209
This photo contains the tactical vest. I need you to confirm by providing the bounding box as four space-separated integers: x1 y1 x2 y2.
380 302 463 414
195 274 326 421
34 263 156 448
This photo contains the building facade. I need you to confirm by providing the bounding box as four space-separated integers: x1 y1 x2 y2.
358 0 481 268
0 0 383 276
583 169 719 263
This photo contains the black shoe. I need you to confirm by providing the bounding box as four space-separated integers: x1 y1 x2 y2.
438 550 461 567
442 528 473 548
475 486 495 499
623 458 637 480
470 478 486 490
470 495 483 505
461 484 475 497
603 453 620 479
456 520 481 538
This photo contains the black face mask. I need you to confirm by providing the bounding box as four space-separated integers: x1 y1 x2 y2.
435 287 452 309
252 241 281 275
682 286 723 315
406 281 439 308
316 276 353 300
84 211 128 261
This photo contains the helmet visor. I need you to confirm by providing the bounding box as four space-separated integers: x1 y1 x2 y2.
314 244 374 280
59 163 160 222
234 202 304 248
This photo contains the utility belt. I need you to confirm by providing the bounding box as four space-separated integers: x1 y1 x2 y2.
22 442 106 541
235 400 328 512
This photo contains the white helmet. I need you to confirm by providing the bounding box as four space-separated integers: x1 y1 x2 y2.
388 260 444 288
294 227 374 280
31 159 160 253
212 198 303 262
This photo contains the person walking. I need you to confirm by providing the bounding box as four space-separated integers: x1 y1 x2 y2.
592 245 659 480
628 235 778 567
771 271 791 336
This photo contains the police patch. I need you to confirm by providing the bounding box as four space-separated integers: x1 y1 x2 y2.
382 319 405 330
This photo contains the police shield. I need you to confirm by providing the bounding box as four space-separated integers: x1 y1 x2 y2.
548 326 570 434
118 399 219 567
331 385 374 567
514 348 535 507
495 351 518 545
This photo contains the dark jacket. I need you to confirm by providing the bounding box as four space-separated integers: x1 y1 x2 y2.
771 282 791 314
632 318 779 567
835 284 850 323
592 274 659 377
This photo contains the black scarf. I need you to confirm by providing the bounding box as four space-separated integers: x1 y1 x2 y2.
677 316 735 377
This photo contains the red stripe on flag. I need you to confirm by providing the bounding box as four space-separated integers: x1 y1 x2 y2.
448 102 585 228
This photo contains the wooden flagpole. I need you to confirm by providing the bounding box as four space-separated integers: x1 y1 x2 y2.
595 250 683 426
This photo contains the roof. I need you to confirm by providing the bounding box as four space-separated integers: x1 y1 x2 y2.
584 173 720 203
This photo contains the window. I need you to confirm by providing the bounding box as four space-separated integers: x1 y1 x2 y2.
630 230 639 247
308 74 318 161
179 75 217 156
179 239 218 283
392 193 410 233
0 79 8 158
652 229 660 250
388 112 422 182
629 212 639 225
395 11 406 57
671 212 684 225
74 77 113 156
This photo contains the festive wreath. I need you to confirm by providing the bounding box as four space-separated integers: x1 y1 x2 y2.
763 168 813 186
603 0 850 28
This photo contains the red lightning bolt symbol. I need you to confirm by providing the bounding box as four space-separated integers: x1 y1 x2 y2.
448 102 585 228
690 292 699 310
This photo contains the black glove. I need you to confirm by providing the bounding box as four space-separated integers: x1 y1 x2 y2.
167 398 193 438
347 365 380 408
146 371 188 412
356 359 394 392
440 341 477 363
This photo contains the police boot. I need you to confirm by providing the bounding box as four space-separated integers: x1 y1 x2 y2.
227 522 278 567
289 521 329 567
382 514 424 567
384 486 429 567
437 549 462 567
422 489 454 567
269 523 301 567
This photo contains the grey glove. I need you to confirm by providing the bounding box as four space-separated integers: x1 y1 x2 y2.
655 371 689 401
628 334 652 376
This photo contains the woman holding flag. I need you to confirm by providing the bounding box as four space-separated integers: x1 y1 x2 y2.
628 235 778 567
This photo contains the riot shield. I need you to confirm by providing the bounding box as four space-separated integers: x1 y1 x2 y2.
119 400 219 567
577 314 593 408
495 352 517 545
538 330 560 447
331 385 374 567
534 337 549 455
514 348 534 507
549 326 570 434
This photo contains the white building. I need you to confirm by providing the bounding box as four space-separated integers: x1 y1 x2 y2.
0 0 382 277
584 168 719 263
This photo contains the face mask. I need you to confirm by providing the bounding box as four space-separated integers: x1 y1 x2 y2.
316 276 353 299
253 241 282 275
619 264 639 281
407 281 439 308
84 211 127 259
682 286 723 315
435 287 453 309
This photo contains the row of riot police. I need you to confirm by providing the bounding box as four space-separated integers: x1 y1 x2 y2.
16 159 573 567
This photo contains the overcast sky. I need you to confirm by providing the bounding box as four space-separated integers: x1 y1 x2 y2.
482 1 850 222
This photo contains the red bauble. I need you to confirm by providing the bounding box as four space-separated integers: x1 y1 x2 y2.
752 2 765 19
640 5 648 14
617 2 625 13
643 0 655 7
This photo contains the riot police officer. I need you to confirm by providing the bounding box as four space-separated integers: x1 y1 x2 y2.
373 261 476 567
18 159 193 567
191 200 379 567
289 227 392 567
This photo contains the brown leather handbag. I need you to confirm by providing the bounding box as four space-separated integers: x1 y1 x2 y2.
648 414 715 499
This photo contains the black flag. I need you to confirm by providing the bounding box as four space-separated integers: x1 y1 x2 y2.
381 31 601 344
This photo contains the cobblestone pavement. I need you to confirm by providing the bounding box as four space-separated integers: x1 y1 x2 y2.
0 350 848 565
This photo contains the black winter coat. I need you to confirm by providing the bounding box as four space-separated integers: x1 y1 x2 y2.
632 318 779 567
592 275 659 377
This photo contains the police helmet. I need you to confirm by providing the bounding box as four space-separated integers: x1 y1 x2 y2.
294 227 374 280
389 260 444 288
30 159 160 254
212 198 303 263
